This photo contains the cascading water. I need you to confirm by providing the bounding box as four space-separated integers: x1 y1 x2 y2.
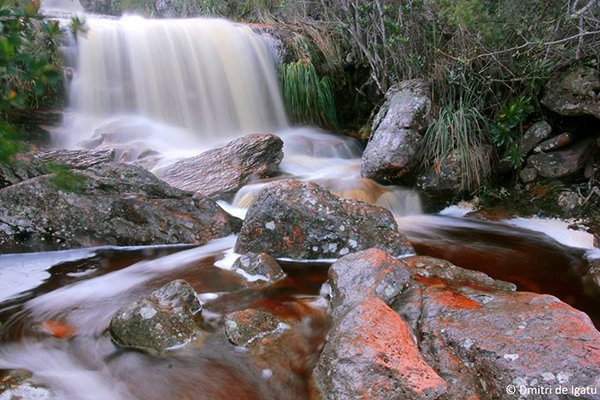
67 16 287 145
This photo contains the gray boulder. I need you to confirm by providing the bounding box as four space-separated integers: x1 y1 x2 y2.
362 80 431 183
235 179 414 259
0 162 240 252
528 138 595 178
159 134 283 201
109 280 205 353
542 66 600 118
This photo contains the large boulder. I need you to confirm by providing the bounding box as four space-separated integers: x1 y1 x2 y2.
527 138 595 178
159 134 283 201
235 179 414 259
0 163 240 252
109 280 205 353
398 256 600 399
317 250 600 400
542 66 600 118
313 298 447 400
362 80 431 183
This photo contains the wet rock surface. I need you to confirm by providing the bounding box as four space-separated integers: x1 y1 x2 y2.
0 162 240 252
362 80 431 183
327 249 410 317
235 179 414 259
232 252 286 285
313 298 447 400
316 250 600 400
224 309 283 347
159 134 283 200
109 280 204 353
542 66 600 118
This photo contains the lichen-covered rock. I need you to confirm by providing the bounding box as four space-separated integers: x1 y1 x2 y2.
313 298 447 400
235 179 414 259
0 163 240 252
416 150 464 193
232 252 286 285
0 149 115 190
224 309 284 347
109 280 204 353
362 80 431 183
159 134 283 201
542 66 600 118
327 249 410 317
395 256 600 400
519 167 538 183
528 138 595 178
521 120 552 154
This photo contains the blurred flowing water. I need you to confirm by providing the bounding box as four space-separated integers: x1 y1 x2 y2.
1 6 599 400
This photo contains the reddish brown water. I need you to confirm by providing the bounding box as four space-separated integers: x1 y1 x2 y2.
0 217 598 399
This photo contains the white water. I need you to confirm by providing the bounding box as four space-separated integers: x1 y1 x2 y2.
65 16 287 147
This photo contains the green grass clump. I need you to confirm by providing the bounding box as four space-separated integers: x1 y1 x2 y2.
282 60 337 128
419 98 491 191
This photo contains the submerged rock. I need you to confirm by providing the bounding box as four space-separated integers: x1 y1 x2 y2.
235 179 414 259
232 252 286 286
542 66 600 119
0 162 240 252
159 134 283 201
109 280 204 353
224 309 283 347
362 80 431 183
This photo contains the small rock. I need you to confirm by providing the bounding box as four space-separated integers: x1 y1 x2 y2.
232 252 286 285
533 132 575 153
520 121 552 154
519 167 538 183
224 309 283 347
557 190 583 212
109 280 204 353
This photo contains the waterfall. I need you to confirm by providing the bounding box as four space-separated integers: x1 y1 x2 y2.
69 16 288 143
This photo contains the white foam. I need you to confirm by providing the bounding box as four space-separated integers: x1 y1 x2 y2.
0 249 95 303
504 217 594 250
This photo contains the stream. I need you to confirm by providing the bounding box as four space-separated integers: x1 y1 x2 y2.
1 6 599 400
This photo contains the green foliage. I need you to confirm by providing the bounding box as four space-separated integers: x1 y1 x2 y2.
0 0 63 163
419 96 491 191
282 60 337 128
491 96 534 168
47 164 87 193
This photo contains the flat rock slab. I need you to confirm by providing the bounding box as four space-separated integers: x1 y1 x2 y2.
528 138 595 178
159 134 283 200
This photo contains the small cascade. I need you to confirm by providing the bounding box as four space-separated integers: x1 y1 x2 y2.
68 17 287 142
